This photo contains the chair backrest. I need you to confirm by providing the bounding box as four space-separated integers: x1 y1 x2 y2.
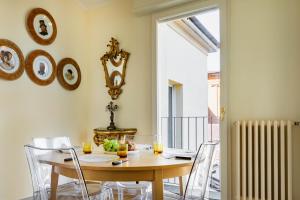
184 141 218 200
32 137 72 148
24 145 90 200
31 137 77 188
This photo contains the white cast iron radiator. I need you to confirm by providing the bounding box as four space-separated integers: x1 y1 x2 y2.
234 120 292 200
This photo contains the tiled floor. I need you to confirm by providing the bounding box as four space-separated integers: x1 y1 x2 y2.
21 181 221 200
164 183 220 200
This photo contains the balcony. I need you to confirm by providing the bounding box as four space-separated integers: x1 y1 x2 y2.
160 116 220 200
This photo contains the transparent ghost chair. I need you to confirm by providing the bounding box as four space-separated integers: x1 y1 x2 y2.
25 145 113 200
32 136 72 148
162 141 219 200
103 144 152 200
114 181 150 200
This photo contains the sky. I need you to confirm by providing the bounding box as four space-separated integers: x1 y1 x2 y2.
196 9 220 73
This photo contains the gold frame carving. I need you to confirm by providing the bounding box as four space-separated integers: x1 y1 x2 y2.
100 38 130 100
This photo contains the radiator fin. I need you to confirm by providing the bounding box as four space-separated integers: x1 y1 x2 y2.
234 120 293 200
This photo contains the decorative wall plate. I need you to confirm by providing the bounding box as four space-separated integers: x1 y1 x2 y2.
27 8 57 45
57 58 81 90
26 50 56 86
0 39 25 80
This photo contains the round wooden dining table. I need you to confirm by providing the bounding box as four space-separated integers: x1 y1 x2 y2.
42 151 193 200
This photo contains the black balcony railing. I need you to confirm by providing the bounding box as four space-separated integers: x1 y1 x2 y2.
160 116 220 199
160 116 219 151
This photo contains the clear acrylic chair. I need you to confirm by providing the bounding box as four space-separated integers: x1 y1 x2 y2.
104 144 151 200
115 181 150 200
31 137 114 199
163 141 219 200
32 136 72 148
25 145 113 200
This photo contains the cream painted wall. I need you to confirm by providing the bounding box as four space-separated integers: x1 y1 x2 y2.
0 0 90 199
1 0 300 199
229 0 300 199
86 0 153 143
158 23 208 118
157 23 208 148
0 0 153 198
86 0 300 198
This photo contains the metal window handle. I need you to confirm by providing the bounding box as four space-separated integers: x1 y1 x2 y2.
220 107 226 121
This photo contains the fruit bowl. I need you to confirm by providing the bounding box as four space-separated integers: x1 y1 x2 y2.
103 139 119 152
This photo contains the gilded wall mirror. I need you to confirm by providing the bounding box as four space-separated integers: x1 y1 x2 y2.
101 38 130 100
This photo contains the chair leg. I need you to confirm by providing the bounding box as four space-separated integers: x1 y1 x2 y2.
109 188 115 200
139 188 150 200
117 187 124 200
143 188 149 200
99 188 114 200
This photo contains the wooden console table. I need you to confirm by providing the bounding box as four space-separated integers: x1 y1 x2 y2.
93 128 137 146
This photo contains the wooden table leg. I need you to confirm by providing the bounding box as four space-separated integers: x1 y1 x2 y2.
152 169 164 200
179 176 184 196
50 166 59 200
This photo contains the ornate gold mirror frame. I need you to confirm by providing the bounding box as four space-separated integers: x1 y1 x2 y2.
100 38 130 100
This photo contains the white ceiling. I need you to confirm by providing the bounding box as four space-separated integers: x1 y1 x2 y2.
78 0 196 13
133 0 196 15
78 0 110 9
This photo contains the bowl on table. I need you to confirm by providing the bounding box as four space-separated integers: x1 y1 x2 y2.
103 139 139 156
